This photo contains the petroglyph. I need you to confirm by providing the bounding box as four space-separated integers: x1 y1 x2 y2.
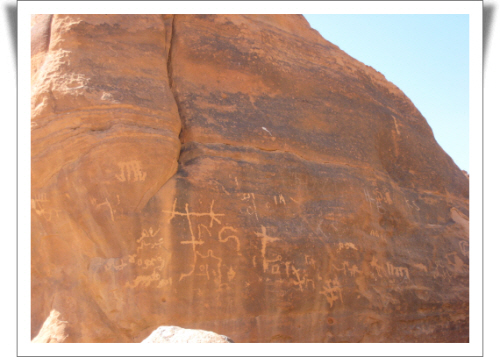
255 226 281 273
271 264 280 274
136 227 162 251
125 271 161 288
156 277 173 289
305 255 317 268
197 264 210 280
413 263 428 272
104 258 127 272
115 160 147 182
31 194 61 221
228 267 236 281
164 199 224 228
195 250 223 285
210 179 230 195
165 199 226 282
91 197 115 222
291 265 306 291
285 262 292 277
370 230 383 238
306 278 315 289
218 226 241 254
332 261 349 276
370 257 385 278
179 265 196 282
459 240 469 257
33 193 49 205
241 193 259 220
445 252 468 273
364 188 385 214
386 262 410 279
142 256 165 271
405 199 420 212
337 242 358 251
431 263 454 280
392 115 401 135
273 194 286 206
320 277 343 307
347 264 361 277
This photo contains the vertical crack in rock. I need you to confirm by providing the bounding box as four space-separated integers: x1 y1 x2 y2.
166 14 184 141
134 15 183 212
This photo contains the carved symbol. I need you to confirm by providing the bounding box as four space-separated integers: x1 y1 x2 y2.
136 227 162 251
405 199 420 212
364 188 385 214
459 240 469 257
255 226 281 273
125 271 161 288
291 265 306 291
271 264 280 274
93 197 115 222
241 193 259 221
164 199 224 228
370 257 385 278
320 277 343 307
32 194 61 221
386 262 410 279
218 226 241 254
337 242 358 251
305 255 316 268
228 267 236 281
285 261 291 277
115 161 147 182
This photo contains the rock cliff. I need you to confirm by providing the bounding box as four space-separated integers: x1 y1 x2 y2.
31 14 469 343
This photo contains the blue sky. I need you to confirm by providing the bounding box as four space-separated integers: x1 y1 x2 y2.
304 14 469 173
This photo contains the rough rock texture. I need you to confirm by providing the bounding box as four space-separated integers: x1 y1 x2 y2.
31 14 469 343
142 326 233 343
31 309 69 343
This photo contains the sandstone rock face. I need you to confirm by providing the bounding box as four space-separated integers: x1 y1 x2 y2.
142 326 233 343
31 15 469 343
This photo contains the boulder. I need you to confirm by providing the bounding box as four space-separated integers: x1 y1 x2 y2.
142 326 233 343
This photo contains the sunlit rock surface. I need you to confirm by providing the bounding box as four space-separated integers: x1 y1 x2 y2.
31 14 469 343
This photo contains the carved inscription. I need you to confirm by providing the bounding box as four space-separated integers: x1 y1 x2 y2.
364 188 385 214
240 193 259 221
255 225 281 273
31 194 61 221
386 262 410 279
116 161 147 182
320 277 343 307
91 197 115 222
337 242 358 251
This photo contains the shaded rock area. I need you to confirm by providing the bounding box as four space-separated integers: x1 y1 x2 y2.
142 326 233 343
31 14 469 343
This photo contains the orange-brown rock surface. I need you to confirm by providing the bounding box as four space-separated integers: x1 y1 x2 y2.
31 14 469 343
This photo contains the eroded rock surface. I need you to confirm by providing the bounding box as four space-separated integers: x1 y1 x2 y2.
31 14 469 343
